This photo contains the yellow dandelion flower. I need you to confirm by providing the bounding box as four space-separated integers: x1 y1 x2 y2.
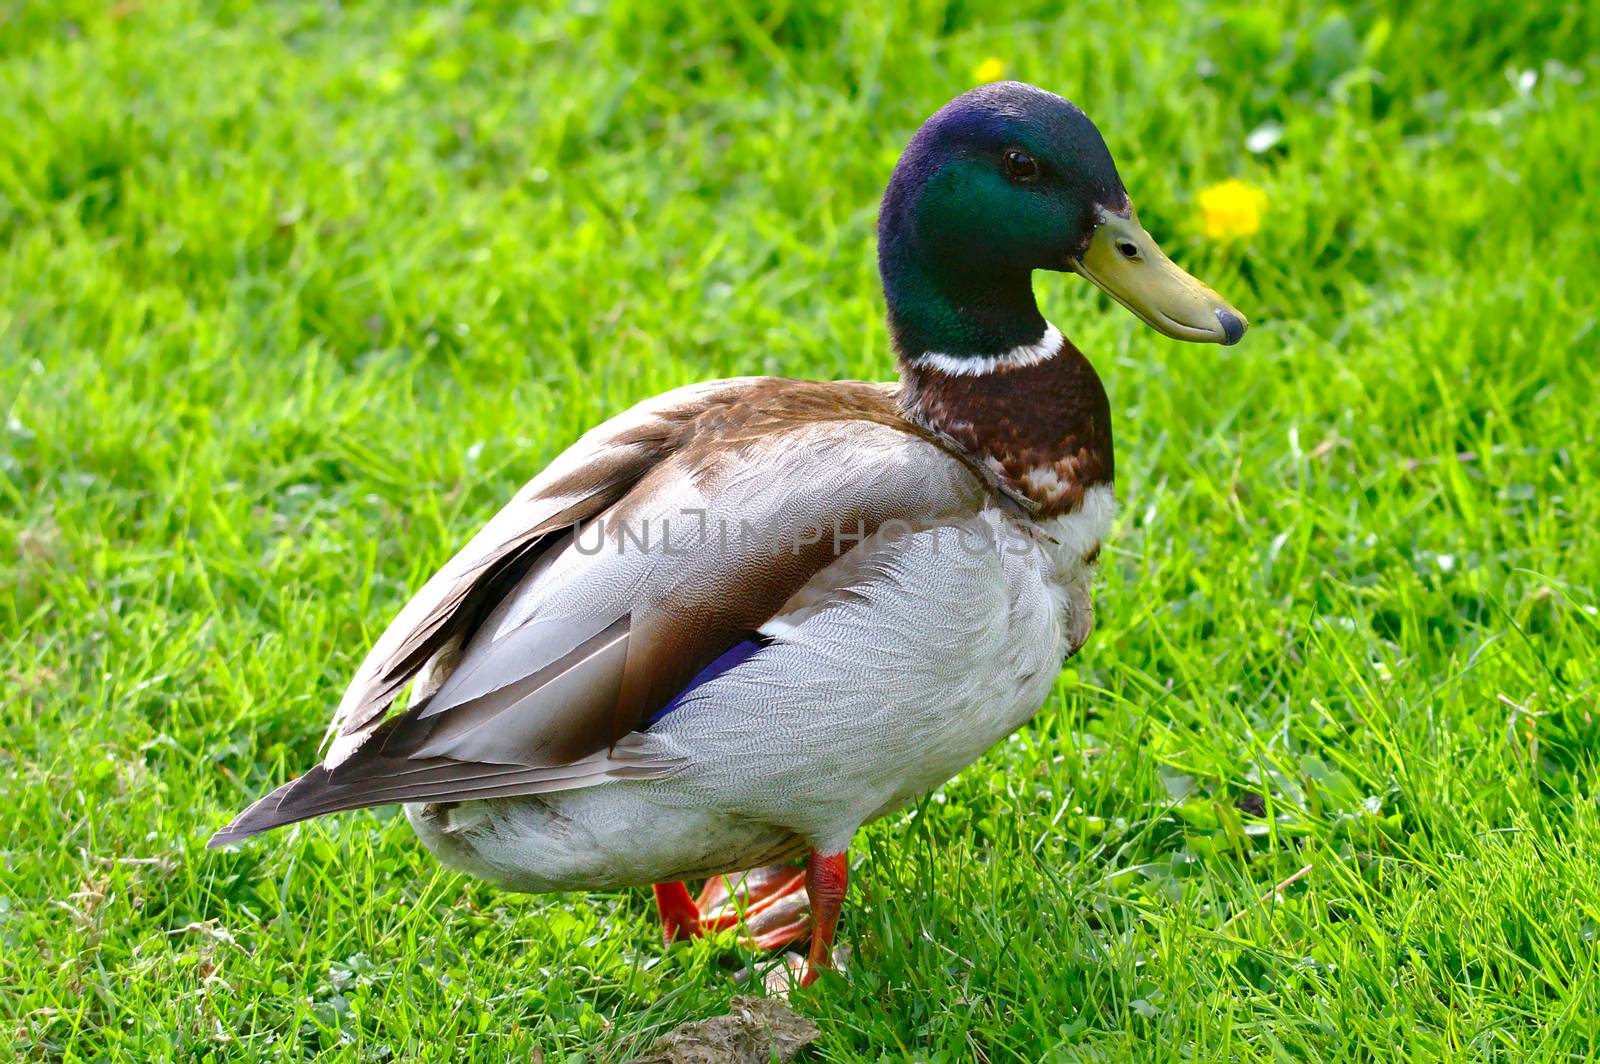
973 56 1007 83
1197 179 1266 241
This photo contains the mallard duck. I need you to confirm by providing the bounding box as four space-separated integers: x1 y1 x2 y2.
211 81 1245 986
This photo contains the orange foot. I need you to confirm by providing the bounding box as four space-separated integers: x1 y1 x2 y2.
652 850 848 986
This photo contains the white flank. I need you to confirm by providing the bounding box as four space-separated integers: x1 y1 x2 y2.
911 323 1064 376
1036 482 1118 562
1033 482 1118 656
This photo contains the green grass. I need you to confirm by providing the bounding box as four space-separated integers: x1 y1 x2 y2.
3 0 1599 1059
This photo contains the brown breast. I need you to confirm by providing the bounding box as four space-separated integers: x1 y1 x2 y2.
896 337 1115 515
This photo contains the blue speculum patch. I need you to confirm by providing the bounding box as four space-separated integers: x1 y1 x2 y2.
645 637 770 726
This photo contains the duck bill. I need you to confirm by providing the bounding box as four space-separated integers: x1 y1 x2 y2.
1071 207 1247 345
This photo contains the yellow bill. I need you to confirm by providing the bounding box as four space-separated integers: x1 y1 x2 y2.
1072 207 1248 345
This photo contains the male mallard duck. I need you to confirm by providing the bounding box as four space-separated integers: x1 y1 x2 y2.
211 81 1245 985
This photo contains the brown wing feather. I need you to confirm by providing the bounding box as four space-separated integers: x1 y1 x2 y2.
325 379 760 760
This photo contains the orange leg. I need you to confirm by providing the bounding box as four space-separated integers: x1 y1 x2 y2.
652 881 702 945
655 854 847 983
800 850 848 986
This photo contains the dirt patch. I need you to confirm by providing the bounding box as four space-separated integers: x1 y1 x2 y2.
624 995 820 1064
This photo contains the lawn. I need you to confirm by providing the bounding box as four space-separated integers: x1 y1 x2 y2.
3 0 1599 1059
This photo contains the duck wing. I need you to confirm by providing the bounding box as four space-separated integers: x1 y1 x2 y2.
209 378 990 846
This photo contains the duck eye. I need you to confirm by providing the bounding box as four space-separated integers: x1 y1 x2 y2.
1117 241 1139 259
1002 149 1039 181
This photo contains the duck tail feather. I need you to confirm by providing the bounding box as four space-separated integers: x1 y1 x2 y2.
206 746 683 849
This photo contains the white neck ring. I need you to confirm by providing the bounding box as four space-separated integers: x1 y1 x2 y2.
909 323 1064 377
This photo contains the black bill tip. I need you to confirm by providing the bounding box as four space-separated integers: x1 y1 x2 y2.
1216 308 1247 346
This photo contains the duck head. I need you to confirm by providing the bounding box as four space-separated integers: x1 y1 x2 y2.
879 81 1247 364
